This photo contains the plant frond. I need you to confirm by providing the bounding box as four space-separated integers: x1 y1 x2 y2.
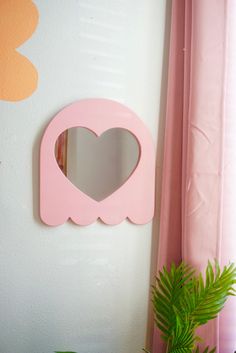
153 260 236 353
152 262 195 342
186 261 236 326
168 320 195 353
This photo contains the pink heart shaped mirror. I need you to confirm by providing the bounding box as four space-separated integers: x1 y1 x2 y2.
40 99 155 226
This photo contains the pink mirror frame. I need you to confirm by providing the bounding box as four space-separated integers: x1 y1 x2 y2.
40 99 155 226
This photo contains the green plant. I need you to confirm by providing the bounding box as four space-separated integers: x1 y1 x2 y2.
150 261 236 353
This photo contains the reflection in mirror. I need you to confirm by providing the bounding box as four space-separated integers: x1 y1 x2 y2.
55 128 140 201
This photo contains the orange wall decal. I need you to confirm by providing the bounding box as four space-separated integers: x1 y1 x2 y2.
0 0 39 102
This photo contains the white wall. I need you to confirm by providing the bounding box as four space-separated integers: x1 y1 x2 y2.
0 1 167 352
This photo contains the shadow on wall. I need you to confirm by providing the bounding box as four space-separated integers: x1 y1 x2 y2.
146 0 173 350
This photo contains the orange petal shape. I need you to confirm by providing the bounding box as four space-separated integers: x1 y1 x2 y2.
0 0 39 101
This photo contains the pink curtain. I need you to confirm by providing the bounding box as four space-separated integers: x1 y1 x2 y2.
153 0 236 352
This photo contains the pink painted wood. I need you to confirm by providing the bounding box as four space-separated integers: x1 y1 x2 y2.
40 99 155 226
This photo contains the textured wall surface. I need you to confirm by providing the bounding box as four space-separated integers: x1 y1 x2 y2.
0 1 167 352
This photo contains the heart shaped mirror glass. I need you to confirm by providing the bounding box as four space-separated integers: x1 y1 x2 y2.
55 128 140 201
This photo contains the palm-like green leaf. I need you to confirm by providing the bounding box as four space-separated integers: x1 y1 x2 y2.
152 262 195 341
152 261 236 353
168 320 195 353
181 261 236 326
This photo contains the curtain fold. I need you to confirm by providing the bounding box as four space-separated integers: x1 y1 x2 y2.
153 1 236 352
